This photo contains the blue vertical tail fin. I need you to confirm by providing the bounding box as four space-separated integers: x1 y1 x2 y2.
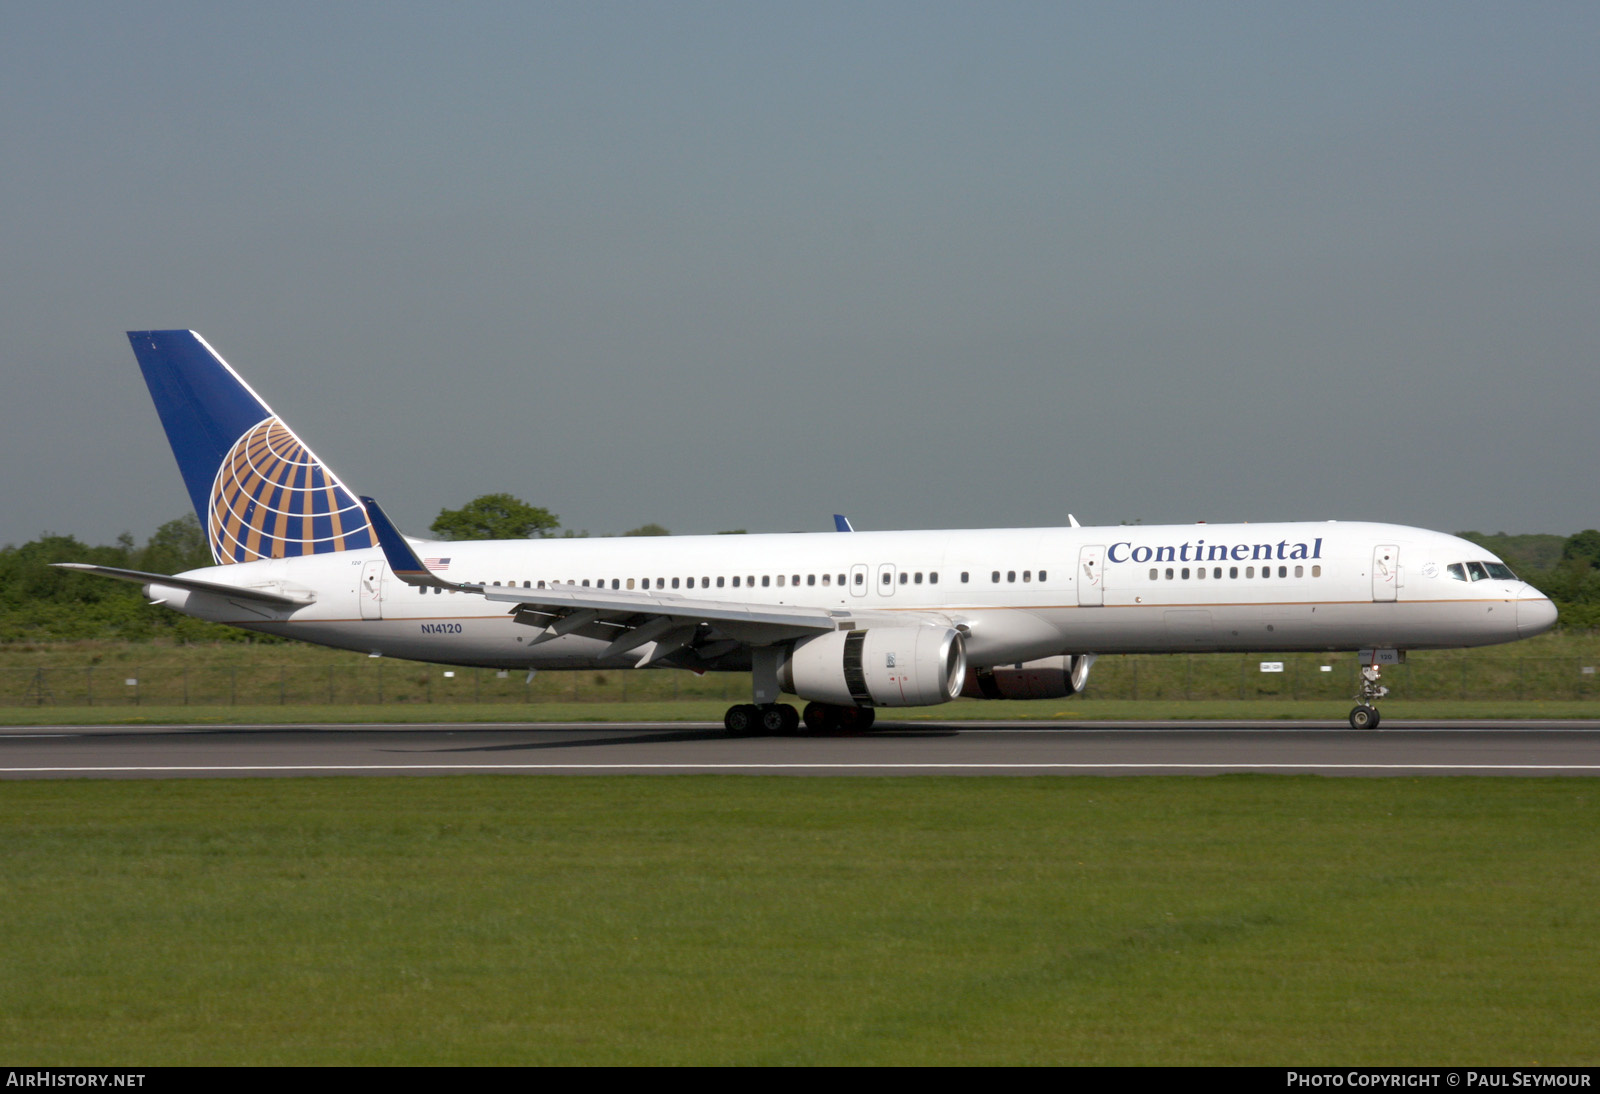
128 330 376 565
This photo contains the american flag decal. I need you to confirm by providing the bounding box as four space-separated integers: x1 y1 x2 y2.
424 557 451 571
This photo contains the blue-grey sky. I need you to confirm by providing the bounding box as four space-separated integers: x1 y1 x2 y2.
3 2 1596 548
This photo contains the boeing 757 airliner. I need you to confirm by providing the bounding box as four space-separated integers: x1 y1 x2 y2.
60 331 1558 733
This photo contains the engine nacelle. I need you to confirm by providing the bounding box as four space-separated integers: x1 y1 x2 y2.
778 627 967 708
962 654 1095 700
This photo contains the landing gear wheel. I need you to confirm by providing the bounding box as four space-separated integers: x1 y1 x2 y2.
802 702 839 733
837 706 875 732
759 704 798 736
1349 704 1380 730
724 704 759 735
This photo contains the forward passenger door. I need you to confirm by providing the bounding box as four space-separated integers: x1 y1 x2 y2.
1078 545 1105 607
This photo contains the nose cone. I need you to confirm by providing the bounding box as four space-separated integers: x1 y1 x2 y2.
1517 592 1559 638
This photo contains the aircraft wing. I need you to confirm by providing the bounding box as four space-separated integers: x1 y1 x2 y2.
52 563 315 608
362 497 890 663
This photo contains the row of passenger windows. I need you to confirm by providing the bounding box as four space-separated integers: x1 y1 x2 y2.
415 567 1052 594
1150 564 1322 580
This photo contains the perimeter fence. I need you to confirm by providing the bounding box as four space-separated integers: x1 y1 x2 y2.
1 651 1596 707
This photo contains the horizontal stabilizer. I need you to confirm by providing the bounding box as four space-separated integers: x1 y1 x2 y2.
52 563 314 608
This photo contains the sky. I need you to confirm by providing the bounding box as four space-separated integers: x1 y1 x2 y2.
2 2 1596 548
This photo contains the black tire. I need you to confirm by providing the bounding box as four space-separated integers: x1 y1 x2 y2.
760 704 790 735
779 704 801 735
837 706 876 732
802 702 838 733
724 704 756 735
1349 705 1377 730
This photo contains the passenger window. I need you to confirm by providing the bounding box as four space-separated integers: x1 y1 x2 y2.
899 572 908 585
627 579 635 590
807 575 816 586
671 578 679 589
1150 568 1159 580
717 576 725 588
1294 566 1303 578
914 572 923 584
991 571 1000 583
762 576 771 587
581 580 589 587
1196 567 1206 580
1246 567 1254 578
854 573 864 586
961 572 969 583
1165 568 1174 580
777 575 786 587
1007 571 1016 583
1038 570 1047 581
821 574 830 586
881 573 891 586
837 574 846 586
1181 568 1190 580
1312 566 1321 577
1213 568 1221 579
930 572 939 584
1022 571 1031 582
1278 566 1287 578
733 576 741 587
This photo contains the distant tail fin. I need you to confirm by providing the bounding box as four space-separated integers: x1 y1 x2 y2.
128 331 376 565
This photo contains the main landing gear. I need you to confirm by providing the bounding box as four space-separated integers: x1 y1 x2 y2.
1348 663 1390 730
723 646 878 736
722 702 876 736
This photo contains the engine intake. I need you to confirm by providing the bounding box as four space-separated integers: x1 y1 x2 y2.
962 654 1095 700
779 627 967 708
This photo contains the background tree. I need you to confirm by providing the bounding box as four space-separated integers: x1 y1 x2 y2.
621 523 670 537
139 513 212 572
429 494 560 541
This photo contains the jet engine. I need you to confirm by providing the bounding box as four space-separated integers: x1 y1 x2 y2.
961 654 1095 700
778 627 967 708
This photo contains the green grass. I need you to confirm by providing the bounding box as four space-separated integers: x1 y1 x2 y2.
2 777 1597 1064
0 629 1596 721
2 697 1598 726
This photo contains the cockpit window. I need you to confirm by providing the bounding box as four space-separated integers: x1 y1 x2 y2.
1446 563 1466 581
1466 562 1490 581
1485 562 1517 581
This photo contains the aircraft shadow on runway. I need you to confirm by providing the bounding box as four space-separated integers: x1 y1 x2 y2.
384 726 960 754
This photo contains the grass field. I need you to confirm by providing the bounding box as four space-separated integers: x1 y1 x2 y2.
3 776 1597 1065
0 629 1596 721
3 698 1600 726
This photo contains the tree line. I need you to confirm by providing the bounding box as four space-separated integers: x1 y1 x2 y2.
1 497 1595 643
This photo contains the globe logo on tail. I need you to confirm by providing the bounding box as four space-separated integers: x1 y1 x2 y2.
208 417 376 564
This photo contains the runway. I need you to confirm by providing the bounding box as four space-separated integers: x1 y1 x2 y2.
2 720 1599 778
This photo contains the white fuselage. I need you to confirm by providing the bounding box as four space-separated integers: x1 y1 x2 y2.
146 520 1556 672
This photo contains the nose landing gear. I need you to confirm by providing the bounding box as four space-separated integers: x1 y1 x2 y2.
1349 663 1390 730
